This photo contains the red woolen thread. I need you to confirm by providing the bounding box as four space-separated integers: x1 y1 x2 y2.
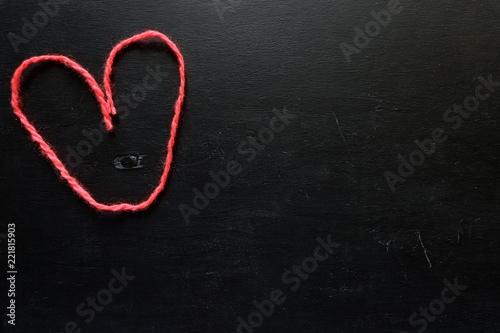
10 30 186 212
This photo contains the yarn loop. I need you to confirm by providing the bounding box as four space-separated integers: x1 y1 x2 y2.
10 30 186 212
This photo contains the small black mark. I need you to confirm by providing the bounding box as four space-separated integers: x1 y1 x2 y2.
114 154 145 170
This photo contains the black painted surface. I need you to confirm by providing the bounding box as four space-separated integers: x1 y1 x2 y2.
1 1 499 332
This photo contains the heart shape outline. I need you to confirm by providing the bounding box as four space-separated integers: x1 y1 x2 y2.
10 30 185 212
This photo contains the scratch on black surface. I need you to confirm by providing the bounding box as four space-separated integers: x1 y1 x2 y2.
416 230 432 269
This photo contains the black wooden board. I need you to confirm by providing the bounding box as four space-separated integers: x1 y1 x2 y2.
1 0 499 332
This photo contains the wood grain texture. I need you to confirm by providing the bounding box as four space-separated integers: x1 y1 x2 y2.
1 0 499 332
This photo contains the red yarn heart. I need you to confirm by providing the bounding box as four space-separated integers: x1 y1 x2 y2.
10 30 185 212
